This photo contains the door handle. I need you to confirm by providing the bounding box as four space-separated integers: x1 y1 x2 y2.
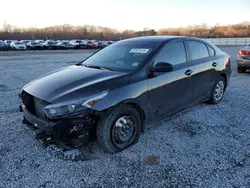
212 62 217 67
185 69 193 76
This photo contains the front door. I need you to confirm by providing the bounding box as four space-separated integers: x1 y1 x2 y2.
147 41 194 124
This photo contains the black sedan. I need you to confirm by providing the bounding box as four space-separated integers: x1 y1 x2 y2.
42 41 59 50
57 41 75 50
26 42 43 50
97 41 108 49
19 36 231 153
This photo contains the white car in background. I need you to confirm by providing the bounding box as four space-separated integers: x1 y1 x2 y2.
10 41 27 50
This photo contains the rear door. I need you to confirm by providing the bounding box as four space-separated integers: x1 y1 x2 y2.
147 41 194 123
186 40 218 102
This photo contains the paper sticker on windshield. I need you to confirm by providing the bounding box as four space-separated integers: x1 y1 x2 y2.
132 62 139 67
130 49 149 53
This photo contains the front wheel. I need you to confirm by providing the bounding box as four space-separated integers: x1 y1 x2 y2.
207 76 226 104
97 104 142 154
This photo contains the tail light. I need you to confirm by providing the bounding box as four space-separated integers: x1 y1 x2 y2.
239 50 250 55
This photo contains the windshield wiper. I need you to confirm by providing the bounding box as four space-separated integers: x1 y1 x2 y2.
82 64 114 71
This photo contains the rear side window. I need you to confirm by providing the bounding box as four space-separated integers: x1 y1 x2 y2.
188 41 209 60
207 45 216 56
155 41 187 65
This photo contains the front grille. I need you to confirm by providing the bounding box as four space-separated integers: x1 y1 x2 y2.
34 97 48 119
21 91 49 119
21 91 36 115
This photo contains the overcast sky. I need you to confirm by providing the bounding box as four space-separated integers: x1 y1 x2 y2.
1 0 249 30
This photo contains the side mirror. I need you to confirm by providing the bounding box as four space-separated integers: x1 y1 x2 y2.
149 62 174 72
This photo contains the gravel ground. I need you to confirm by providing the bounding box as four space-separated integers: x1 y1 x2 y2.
0 47 250 188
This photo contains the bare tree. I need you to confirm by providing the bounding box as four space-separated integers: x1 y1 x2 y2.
0 22 250 40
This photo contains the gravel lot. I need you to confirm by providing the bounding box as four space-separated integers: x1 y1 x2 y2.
0 47 250 188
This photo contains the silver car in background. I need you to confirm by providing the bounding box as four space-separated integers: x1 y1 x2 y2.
237 44 250 73
10 41 27 50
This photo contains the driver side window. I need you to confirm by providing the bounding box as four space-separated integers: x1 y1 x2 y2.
154 41 187 66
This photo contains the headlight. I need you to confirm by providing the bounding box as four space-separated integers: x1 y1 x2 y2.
44 102 83 119
44 92 108 119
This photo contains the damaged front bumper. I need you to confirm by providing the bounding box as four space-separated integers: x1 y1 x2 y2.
19 104 96 148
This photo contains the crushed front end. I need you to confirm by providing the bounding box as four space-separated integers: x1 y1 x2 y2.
19 90 99 148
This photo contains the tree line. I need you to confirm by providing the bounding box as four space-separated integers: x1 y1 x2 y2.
0 22 249 41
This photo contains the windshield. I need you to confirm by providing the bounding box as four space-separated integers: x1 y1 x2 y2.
82 41 158 72
15 42 23 45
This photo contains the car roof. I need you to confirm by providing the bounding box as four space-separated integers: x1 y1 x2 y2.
121 36 204 43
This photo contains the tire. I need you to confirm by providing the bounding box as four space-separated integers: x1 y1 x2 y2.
237 67 246 73
97 104 142 154
207 76 226 104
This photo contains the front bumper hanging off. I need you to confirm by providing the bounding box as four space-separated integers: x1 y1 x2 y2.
19 104 95 148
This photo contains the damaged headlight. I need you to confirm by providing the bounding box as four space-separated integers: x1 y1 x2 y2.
44 103 83 119
44 92 108 119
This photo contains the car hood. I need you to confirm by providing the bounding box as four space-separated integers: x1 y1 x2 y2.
23 65 131 103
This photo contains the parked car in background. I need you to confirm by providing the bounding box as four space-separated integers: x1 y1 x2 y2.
42 41 59 50
69 40 86 49
4 40 12 50
85 41 98 49
0 39 117 51
0 40 9 51
19 36 231 153
57 41 75 49
26 41 43 50
97 41 108 49
237 44 250 73
107 41 114 45
35 40 45 44
21 40 31 45
10 41 26 50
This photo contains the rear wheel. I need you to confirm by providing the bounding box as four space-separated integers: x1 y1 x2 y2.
97 104 142 153
237 67 246 73
207 76 226 104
